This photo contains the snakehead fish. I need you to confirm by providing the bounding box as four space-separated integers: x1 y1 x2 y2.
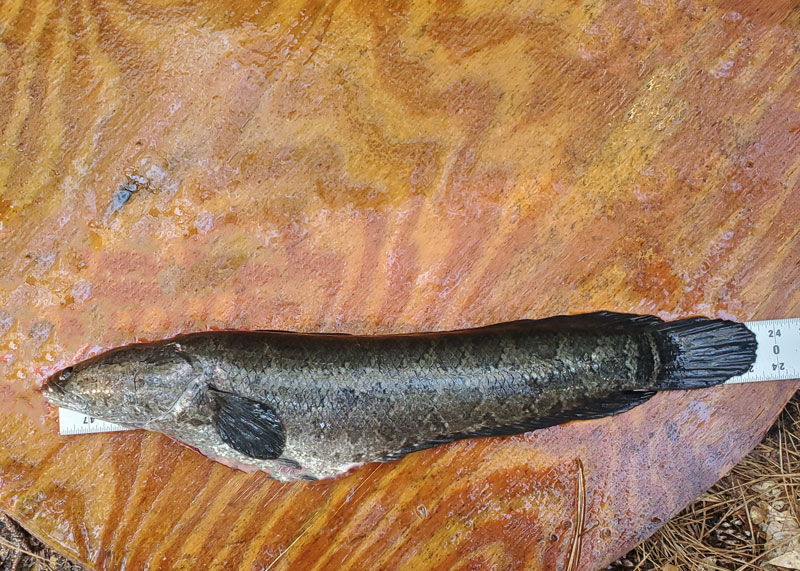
43 312 756 481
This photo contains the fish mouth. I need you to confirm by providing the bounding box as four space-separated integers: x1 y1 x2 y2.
43 378 66 399
43 372 88 410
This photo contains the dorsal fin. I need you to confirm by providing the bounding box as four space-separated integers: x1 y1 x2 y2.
472 311 663 334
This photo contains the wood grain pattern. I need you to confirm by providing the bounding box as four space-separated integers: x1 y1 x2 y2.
1 1 798 569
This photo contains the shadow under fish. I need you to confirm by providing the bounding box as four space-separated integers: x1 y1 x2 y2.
43 312 757 481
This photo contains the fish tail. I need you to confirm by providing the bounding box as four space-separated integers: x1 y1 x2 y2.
651 318 757 389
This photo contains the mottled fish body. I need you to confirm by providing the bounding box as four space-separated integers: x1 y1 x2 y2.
44 312 756 481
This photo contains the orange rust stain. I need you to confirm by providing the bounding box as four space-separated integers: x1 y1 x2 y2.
0 1 798 570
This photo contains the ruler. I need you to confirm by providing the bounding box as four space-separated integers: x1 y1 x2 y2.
58 407 133 436
57 318 800 435
725 318 800 384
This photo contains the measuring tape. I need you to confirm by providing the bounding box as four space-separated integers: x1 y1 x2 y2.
57 318 800 435
725 318 800 383
58 407 133 436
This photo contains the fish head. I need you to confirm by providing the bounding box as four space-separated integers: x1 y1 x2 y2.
43 341 198 425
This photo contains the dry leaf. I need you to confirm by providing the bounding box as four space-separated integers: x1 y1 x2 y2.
760 502 800 569
700 556 718 569
767 551 800 570
751 502 768 525
753 480 782 497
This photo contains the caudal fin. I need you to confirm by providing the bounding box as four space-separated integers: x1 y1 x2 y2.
652 318 757 389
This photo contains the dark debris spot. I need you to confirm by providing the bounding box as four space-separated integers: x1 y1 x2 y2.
106 175 155 217
111 184 136 210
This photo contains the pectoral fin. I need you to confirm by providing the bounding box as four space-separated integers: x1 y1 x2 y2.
209 388 285 460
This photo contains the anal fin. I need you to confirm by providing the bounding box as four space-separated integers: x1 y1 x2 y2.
496 390 657 433
379 390 656 462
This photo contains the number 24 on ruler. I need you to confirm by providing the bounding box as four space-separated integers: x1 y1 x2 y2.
728 319 800 384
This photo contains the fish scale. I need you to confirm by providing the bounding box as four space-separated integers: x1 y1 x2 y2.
45 312 756 480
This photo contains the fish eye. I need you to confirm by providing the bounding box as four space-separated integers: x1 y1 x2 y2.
60 367 73 381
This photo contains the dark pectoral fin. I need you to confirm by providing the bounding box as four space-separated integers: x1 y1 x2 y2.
209 388 285 460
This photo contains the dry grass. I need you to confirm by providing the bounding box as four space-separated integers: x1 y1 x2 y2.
2 392 798 570
0 514 83 571
610 391 800 570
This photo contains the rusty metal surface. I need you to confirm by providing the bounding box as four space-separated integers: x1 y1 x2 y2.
0 1 798 569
